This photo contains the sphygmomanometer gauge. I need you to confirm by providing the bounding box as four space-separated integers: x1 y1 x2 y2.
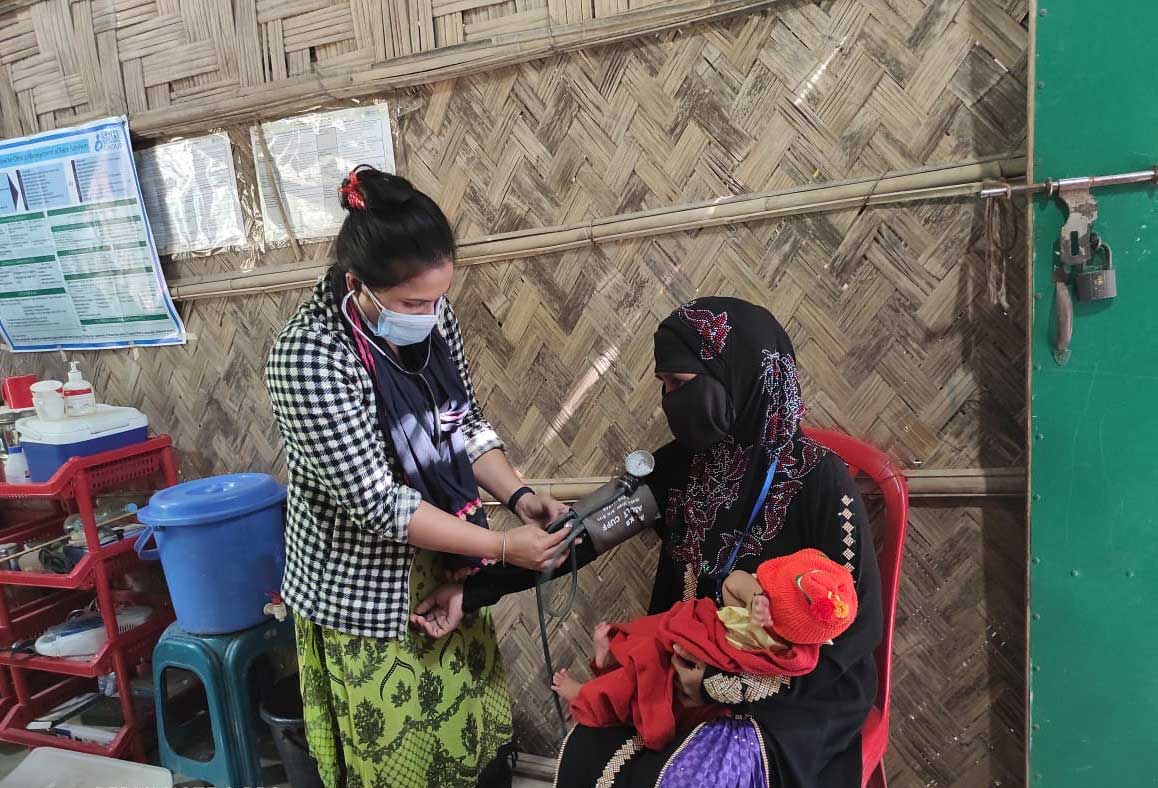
624 450 655 479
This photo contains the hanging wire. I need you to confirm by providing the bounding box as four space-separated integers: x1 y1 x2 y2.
984 195 1019 312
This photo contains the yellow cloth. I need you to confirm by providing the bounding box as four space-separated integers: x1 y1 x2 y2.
294 550 512 788
717 605 789 652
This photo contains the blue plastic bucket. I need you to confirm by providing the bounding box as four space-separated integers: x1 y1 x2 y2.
136 474 287 635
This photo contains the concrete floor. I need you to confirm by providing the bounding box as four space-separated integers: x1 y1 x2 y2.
0 743 552 787
0 744 25 780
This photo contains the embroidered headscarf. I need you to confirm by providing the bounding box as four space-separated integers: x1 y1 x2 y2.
654 297 826 596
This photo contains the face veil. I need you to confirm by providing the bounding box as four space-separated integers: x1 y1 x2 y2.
653 298 825 583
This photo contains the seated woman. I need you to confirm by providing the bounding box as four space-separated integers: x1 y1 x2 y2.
553 548 859 752
412 297 882 788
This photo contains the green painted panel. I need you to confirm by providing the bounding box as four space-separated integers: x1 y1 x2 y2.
1030 2 1158 785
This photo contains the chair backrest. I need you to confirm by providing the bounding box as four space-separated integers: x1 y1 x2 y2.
803 428 909 728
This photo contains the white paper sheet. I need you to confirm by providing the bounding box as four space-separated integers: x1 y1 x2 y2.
136 133 246 255
252 105 396 243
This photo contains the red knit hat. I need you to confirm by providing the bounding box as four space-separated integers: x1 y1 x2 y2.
754 548 858 645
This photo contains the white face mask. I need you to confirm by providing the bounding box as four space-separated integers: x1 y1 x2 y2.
347 287 441 347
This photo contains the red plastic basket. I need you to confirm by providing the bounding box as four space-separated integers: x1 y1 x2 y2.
0 673 144 759
0 436 175 503
0 437 177 763
0 594 173 678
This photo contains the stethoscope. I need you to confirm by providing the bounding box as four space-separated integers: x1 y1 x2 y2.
342 289 447 450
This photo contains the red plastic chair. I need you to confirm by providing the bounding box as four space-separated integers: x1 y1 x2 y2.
804 428 909 788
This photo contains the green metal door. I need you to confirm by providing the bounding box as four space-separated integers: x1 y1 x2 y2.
1030 2 1158 784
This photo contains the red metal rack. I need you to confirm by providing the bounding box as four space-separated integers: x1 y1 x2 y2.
0 666 12 723
0 437 177 761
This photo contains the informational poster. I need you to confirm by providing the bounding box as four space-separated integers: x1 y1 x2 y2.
252 104 395 243
136 133 246 255
0 116 185 352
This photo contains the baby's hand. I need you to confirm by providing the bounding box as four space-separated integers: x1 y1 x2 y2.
750 594 772 629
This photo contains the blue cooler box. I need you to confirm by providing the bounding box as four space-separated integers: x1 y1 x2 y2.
16 405 149 482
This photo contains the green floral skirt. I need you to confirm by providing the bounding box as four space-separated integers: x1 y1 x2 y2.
294 550 513 788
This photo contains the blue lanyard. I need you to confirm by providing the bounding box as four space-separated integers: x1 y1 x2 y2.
714 457 779 604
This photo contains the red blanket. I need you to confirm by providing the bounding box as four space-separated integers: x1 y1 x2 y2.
569 597 820 750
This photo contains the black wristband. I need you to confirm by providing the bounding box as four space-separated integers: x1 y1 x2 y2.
507 486 535 514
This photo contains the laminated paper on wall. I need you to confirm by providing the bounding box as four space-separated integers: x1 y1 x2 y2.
136 133 247 256
252 104 396 244
0 116 185 352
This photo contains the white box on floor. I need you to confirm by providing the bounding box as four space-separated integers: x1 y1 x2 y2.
0 747 173 788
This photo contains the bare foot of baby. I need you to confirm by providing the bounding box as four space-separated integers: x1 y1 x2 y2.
552 669 582 702
751 594 772 629
593 621 613 670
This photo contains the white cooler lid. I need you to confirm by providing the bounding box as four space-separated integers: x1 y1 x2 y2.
16 404 148 445
0 747 173 787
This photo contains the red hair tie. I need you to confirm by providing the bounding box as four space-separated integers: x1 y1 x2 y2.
340 169 366 211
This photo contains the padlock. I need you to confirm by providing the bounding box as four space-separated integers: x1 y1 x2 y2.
1075 242 1116 302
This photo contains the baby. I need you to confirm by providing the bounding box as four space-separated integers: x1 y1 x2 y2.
551 548 857 750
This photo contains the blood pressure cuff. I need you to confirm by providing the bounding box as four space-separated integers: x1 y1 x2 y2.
573 481 659 555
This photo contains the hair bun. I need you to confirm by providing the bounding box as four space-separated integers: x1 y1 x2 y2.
338 166 369 211
374 179 414 207
339 165 417 213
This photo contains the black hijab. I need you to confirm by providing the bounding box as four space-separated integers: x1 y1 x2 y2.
653 297 827 598
647 298 881 787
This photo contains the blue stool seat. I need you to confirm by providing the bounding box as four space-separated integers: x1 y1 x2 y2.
153 619 294 788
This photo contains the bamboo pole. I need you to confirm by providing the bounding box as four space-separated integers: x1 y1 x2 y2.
902 468 1027 497
128 0 786 138
165 153 1027 302
253 124 305 263
479 467 1027 506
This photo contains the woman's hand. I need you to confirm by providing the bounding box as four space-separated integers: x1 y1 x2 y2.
470 452 570 528
502 522 571 571
411 583 465 638
515 492 570 528
671 643 707 707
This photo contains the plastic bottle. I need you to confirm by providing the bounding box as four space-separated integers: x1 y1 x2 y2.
3 446 29 484
63 361 96 417
0 543 19 571
98 673 118 697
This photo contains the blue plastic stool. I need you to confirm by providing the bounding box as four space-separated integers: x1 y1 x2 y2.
153 619 295 788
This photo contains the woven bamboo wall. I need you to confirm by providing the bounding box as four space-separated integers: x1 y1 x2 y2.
0 0 643 130
1 2 1029 784
0 0 779 137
